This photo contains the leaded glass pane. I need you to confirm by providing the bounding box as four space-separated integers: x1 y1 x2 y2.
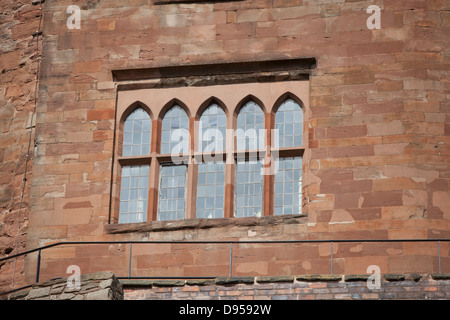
275 99 303 148
234 160 263 217
122 108 151 156
196 161 226 219
158 164 187 221
161 105 189 155
199 104 226 153
274 157 302 215
119 165 149 223
236 101 265 151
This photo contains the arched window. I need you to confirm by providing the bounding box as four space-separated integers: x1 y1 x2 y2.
122 108 152 156
114 83 308 224
199 103 226 153
196 103 227 219
158 105 190 221
273 97 303 215
119 107 151 224
274 98 303 148
236 100 265 151
161 105 189 155
235 100 265 218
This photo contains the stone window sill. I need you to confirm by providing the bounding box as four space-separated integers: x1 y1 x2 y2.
105 214 307 234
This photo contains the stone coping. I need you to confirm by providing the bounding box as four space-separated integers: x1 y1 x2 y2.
7 271 124 300
120 273 450 288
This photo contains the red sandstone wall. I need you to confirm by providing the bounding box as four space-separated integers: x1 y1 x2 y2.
0 0 449 291
0 0 42 291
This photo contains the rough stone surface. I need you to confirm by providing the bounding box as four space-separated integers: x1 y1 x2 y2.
7 271 123 300
215 277 255 285
257 276 294 283
344 275 371 281
431 273 450 280
85 288 112 300
152 280 186 287
296 275 342 282
0 0 42 292
384 274 406 281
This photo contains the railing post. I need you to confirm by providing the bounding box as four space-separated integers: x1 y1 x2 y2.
229 242 233 278
35 249 41 284
128 242 133 279
330 241 333 275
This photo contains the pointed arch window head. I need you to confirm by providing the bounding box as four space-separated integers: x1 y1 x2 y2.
199 103 227 153
236 100 265 151
122 108 152 157
275 98 303 148
161 105 190 155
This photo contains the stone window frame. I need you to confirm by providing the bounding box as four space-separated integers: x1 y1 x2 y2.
109 58 315 228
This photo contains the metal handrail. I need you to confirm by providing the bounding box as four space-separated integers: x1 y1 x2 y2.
1 238 448 296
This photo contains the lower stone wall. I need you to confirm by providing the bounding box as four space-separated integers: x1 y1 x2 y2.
7 271 123 300
5 272 449 300
123 274 450 300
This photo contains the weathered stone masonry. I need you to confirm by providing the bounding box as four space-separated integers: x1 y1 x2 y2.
0 0 44 291
123 273 450 300
0 0 449 295
5 272 450 300
7 271 123 300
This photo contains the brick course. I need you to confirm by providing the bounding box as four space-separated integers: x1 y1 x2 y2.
122 274 450 300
